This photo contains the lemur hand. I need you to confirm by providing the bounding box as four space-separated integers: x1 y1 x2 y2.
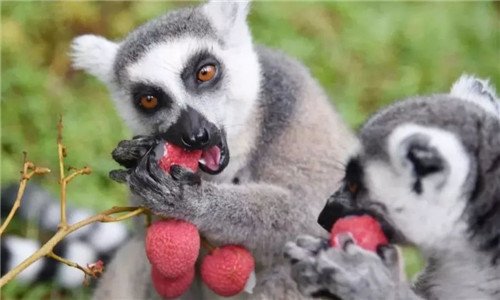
111 135 158 169
284 234 403 300
109 148 202 220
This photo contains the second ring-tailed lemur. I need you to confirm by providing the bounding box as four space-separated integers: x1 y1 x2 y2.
71 1 355 299
285 75 500 300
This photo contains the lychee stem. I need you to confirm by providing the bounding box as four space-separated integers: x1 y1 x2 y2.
201 236 215 252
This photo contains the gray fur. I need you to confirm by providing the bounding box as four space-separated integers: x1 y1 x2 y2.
285 75 500 299
72 2 354 299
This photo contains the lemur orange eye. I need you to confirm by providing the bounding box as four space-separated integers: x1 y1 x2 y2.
197 64 216 82
140 95 158 109
348 181 359 194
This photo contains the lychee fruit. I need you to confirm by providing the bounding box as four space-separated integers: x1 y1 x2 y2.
157 142 202 173
330 215 388 252
151 265 195 299
145 219 200 278
200 245 255 297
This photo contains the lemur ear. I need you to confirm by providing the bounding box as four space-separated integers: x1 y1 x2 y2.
450 74 500 117
399 133 443 178
203 0 252 46
70 35 119 85
388 125 454 179
405 139 443 178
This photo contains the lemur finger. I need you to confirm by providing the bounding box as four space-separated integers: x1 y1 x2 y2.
111 137 157 168
290 259 324 297
109 169 130 183
316 248 343 269
284 241 315 264
376 245 404 279
295 235 329 254
130 155 164 196
337 233 381 261
170 165 201 186
336 233 356 252
147 153 169 183
376 245 398 265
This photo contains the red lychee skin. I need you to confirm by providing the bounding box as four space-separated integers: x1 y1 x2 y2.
200 245 255 297
330 215 388 252
159 143 203 173
145 220 200 278
151 265 195 299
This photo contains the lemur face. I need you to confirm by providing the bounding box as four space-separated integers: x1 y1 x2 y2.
319 78 500 257
71 1 259 175
319 124 472 252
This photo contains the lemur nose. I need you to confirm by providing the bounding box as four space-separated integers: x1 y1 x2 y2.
181 128 210 148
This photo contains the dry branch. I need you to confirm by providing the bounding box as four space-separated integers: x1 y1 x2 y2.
0 116 151 288
0 153 50 236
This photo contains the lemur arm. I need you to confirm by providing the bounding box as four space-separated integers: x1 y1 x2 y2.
284 235 425 300
184 181 301 255
110 139 312 258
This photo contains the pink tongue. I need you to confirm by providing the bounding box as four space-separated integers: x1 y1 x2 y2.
202 146 221 171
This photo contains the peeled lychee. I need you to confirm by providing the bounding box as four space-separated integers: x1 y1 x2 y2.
151 265 195 299
330 215 388 252
200 245 255 297
157 142 202 173
145 219 200 278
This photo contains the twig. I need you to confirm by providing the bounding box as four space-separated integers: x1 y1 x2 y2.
0 206 150 287
0 153 50 236
201 236 216 252
57 115 69 229
0 115 152 288
47 251 94 277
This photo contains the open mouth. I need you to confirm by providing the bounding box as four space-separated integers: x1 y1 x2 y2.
198 141 229 175
318 202 405 244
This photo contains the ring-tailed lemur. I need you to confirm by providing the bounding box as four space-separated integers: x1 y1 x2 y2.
0 183 128 288
285 75 500 300
71 1 355 299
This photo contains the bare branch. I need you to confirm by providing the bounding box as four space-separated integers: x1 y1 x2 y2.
0 155 50 236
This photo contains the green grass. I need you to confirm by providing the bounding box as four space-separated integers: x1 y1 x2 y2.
1 1 499 298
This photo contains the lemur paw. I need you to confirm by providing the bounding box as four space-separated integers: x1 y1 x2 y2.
285 234 401 300
111 135 158 168
110 143 202 220
284 236 337 298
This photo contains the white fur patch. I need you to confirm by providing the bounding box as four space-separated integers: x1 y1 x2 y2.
3 236 44 283
365 124 470 252
65 208 94 240
38 203 60 231
450 74 499 117
71 34 119 84
86 222 128 253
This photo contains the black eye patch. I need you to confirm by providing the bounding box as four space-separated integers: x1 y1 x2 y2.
181 50 223 94
130 83 172 114
344 157 364 194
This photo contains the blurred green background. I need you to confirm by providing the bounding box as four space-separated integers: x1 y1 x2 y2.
1 1 499 299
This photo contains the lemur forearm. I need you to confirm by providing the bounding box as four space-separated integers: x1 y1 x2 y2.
188 182 312 257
